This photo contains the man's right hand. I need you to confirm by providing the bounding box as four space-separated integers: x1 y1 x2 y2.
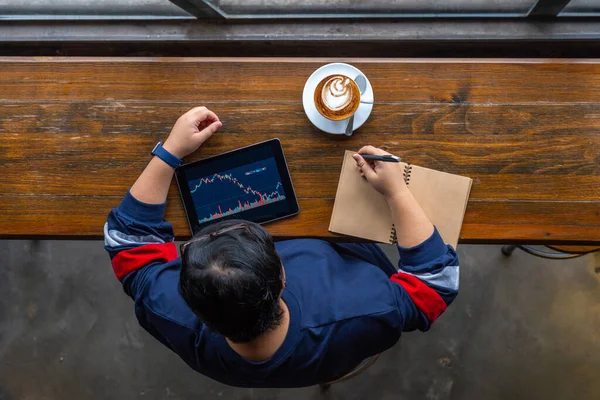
354 145 434 248
352 145 409 201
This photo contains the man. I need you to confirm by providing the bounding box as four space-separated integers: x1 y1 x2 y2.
104 107 459 388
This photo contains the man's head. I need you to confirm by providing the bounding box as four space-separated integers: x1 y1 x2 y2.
179 220 284 343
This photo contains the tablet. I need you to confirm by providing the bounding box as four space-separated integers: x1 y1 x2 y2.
175 139 299 235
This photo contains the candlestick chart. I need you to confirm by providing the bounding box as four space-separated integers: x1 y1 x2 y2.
187 157 286 223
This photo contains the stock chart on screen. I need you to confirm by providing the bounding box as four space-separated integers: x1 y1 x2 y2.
187 157 286 223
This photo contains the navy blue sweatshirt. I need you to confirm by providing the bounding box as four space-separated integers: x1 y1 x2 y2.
104 191 459 388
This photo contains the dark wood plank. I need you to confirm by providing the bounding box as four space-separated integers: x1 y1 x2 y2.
2 58 600 103
0 58 599 243
0 102 598 200
547 245 599 254
1 195 598 245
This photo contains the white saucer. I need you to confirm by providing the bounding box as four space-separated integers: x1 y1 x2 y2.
302 63 374 135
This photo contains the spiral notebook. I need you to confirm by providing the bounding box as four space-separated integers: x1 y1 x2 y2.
329 150 473 248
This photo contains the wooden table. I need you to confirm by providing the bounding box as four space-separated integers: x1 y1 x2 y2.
0 57 598 244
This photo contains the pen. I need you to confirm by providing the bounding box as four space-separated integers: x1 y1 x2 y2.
359 154 401 163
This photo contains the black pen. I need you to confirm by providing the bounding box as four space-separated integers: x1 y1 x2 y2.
359 154 401 163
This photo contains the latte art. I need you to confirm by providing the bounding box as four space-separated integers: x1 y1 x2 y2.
321 76 353 111
314 74 360 121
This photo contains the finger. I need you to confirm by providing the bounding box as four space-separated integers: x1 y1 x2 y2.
200 121 223 136
188 106 207 113
357 145 389 156
186 106 207 120
352 154 377 181
198 117 220 130
197 120 222 138
190 107 219 123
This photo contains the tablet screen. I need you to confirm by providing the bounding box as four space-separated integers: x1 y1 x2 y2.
176 139 299 234
188 156 286 223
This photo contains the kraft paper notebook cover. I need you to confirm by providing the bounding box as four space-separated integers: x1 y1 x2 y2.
329 150 473 249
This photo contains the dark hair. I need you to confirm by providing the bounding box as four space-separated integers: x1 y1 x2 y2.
179 219 284 343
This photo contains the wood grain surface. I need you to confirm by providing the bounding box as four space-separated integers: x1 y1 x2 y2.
0 58 599 244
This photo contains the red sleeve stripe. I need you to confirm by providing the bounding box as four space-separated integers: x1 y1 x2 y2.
111 242 178 281
390 272 448 324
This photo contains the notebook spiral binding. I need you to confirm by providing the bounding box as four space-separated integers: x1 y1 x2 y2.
403 164 413 185
390 224 398 244
390 164 413 244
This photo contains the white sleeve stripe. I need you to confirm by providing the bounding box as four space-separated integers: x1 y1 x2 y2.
103 223 165 248
398 265 459 291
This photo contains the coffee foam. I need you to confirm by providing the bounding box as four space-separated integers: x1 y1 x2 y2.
314 74 360 121
321 76 353 111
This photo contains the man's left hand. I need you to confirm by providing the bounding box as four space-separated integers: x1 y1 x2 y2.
163 106 222 159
